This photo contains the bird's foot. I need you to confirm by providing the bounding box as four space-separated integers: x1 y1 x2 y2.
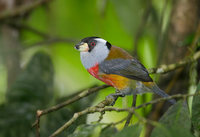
106 92 125 106
116 90 126 97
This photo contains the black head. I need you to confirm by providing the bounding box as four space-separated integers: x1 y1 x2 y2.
81 37 99 52
75 37 112 52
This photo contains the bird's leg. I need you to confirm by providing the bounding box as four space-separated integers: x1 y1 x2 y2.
106 90 125 106
116 89 125 97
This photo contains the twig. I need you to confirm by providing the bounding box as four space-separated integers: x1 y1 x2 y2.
32 85 109 127
148 50 200 74
97 111 105 122
98 117 127 127
7 22 77 47
35 110 42 137
0 0 51 20
26 38 76 48
49 98 116 137
110 117 127 126
49 91 200 137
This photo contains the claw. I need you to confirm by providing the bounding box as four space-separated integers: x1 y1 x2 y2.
106 92 125 106
106 94 118 106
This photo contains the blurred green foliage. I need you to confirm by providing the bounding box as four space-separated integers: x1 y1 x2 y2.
192 83 200 137
0 52 54 137
0 0 199 137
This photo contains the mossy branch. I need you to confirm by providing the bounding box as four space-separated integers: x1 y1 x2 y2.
148 51 200 74
49 91 200 137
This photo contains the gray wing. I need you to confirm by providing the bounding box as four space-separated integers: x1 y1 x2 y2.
99 59 153 82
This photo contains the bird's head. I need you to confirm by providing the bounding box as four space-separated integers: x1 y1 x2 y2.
75 37 112 69
75 37 111 53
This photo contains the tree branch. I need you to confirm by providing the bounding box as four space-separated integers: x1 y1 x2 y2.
49 91 200 137
0 0 51 20
35 110 42 137
148 50 200 74
32 85 109 128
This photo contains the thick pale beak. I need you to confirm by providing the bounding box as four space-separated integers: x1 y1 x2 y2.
75 42 89 52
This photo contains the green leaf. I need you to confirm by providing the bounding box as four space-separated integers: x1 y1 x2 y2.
191 82 200 135
151 101 193 137
113 124 142 137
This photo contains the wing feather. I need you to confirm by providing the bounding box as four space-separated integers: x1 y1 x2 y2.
99 59 153 82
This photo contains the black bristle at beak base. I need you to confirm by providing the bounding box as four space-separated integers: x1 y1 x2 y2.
75 44 79 50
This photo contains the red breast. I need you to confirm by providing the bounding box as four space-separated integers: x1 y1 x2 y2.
87 62 130 90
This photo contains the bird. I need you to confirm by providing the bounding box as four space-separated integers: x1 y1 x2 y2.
75 36 176 105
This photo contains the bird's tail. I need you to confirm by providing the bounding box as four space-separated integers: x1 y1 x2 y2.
143 82 176 104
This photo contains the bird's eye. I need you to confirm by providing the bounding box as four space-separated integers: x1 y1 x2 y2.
91 42 96 46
